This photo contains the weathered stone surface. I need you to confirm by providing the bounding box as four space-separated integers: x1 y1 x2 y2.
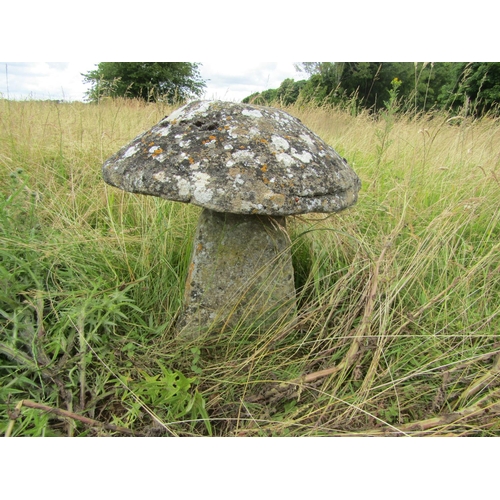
176 208 296 338
102 100 361 216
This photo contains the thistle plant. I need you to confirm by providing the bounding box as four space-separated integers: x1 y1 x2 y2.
375 77 403 167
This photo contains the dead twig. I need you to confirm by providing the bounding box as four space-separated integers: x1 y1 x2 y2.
353 387 500 436
453 352 500 409
5 400 144 437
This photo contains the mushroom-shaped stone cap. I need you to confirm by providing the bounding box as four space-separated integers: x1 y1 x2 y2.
102 100 361 215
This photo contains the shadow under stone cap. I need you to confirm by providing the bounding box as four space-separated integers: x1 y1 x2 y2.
102 100 361 216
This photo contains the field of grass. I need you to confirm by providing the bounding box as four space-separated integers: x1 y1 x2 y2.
1 97 499 436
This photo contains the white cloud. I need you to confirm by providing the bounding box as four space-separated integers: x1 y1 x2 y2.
0 62 95 101
0 62 304 102
200 62 302 102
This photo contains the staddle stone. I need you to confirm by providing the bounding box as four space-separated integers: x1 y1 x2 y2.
101 100 361 340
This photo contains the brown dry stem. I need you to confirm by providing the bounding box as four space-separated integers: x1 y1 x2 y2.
362 387 500 436
5 400 143 437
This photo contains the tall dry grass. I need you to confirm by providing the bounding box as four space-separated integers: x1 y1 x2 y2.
1 97 499 436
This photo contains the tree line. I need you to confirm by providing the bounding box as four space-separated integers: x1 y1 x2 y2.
243 62 500 117
82 62 500 117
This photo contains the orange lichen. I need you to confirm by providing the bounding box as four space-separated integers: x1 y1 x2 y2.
189 157 195 164
260 164 268 172
209 135 217 141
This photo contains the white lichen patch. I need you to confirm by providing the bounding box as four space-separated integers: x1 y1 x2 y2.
158 126 171 137
248 127 260 138
193 187 213 204
298 188 313 196
233 174 245 185
227 127 238 139
276 152 296 167
192 172 213 204
239 199 263 212
232 150 255 162
123 144 140 158
154 153 168 163
175 177 191 199
292 151 313 163
191 101 212 116
273 111 292 124
242 109 263 118
299 134 316 149
165 104 189 123
131 176 144 190
173 101 211 123
153 171 169 183
271 135 290 151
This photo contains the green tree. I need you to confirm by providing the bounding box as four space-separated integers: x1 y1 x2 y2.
295 62 463 113
437 62 500 115
335 63 417 111
297 62 345 105
245 62 500 116
296 62 398 108
276 78 306 105
242 79 306 106
82 62 206 103
242 88 278 105
407 62 452 113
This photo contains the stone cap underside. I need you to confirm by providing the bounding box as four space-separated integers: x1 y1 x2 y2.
102 100 361 216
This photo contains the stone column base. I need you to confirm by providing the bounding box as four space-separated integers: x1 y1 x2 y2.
176 208 297 339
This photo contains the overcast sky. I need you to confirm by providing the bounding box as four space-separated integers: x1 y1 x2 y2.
0 62 306 103
1 3 494 104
